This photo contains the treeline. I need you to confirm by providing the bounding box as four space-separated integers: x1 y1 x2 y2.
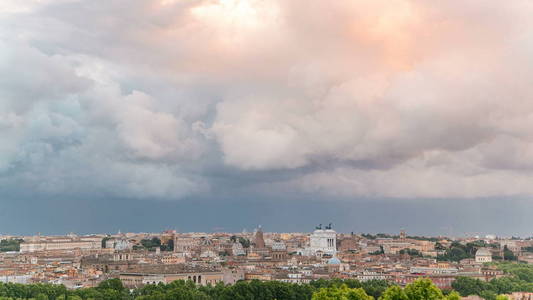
0 277 518 300
132 238 173 252
0 278 390 300
492 262 533 282
437 241 523 262
452 263 533 300
361 234 400 240
0 239 23 252
437 241 502 262
359 233 440 242
452 277 533 300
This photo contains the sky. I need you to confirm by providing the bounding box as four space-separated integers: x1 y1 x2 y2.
1 0 533 237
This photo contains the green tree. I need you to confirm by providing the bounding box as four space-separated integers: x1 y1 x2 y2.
98 278 125 292
237 237 250 248
451 276 489 296
361 280 393 299
35 294 48 300
379 286 408 300
403 278 444 300
102 236 112 248
312 285 374 300
0 239 23 252
503 246 517 261
398 249 422 257
479 290 497 300
445 291 461 300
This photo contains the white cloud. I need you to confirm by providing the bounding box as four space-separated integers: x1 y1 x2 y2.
1 0 533 200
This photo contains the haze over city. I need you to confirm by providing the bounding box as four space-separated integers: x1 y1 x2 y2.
1 0 533 237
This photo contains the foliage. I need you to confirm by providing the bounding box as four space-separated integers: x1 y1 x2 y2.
502 246 517 261
361 234 377 240
435 243 446 251
101 236 112 249
98 278 126 292
309 279 392 299
437 240 488 262
1 275 529 300
452 274 533 299
378 285 408 300
380 279 460 300
491 262 533 282
0 239 23 252
398 249 422 257
0 282 67 299
312 285 373 300
452 277 492 296
162 239 174 252
361 234 400 240
134 237 172 251
403 278 444 300
370 246 385 256
405 236 440 242
522 246 533 253
445 291 461 300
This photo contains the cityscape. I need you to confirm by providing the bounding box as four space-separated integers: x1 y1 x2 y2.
1 227 532 299
2 0 533 299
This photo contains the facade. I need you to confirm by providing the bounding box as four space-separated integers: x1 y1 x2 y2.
0 274 31 284
174 237 199 253
119 271 224 288
160 253 186 264
410 266 458 275
20 237 102 253
304 227 337 256
232 243 246 256
106 238 132 251
271 241 287 251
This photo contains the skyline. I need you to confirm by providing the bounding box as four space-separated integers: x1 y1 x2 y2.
1 0 533 235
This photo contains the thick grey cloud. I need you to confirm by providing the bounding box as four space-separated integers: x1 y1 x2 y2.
1 0 533 211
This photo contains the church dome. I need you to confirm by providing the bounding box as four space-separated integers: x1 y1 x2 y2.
476 248 491 256
327 257 341 265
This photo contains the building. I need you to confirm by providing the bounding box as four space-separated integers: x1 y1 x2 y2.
20 236 102 253
409 266 458 275
326 257 349 272
475 248 492 263
254 227 266 249
232 243 246 256
0 274 31 284
119 270 224 288
303 224 337 256
271 241 287 251
506 292 533 300
174 237 199 253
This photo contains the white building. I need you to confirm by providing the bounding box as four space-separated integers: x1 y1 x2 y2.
20 236 102 253
232 243 246 256
106 238 132 251
271 241 287 251
302 227 337 256
1 275 31 284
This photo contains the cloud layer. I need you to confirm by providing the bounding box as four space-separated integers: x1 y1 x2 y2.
2 0 533 201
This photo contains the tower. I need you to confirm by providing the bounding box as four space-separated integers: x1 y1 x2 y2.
254 226 266 249
400 230 406 240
